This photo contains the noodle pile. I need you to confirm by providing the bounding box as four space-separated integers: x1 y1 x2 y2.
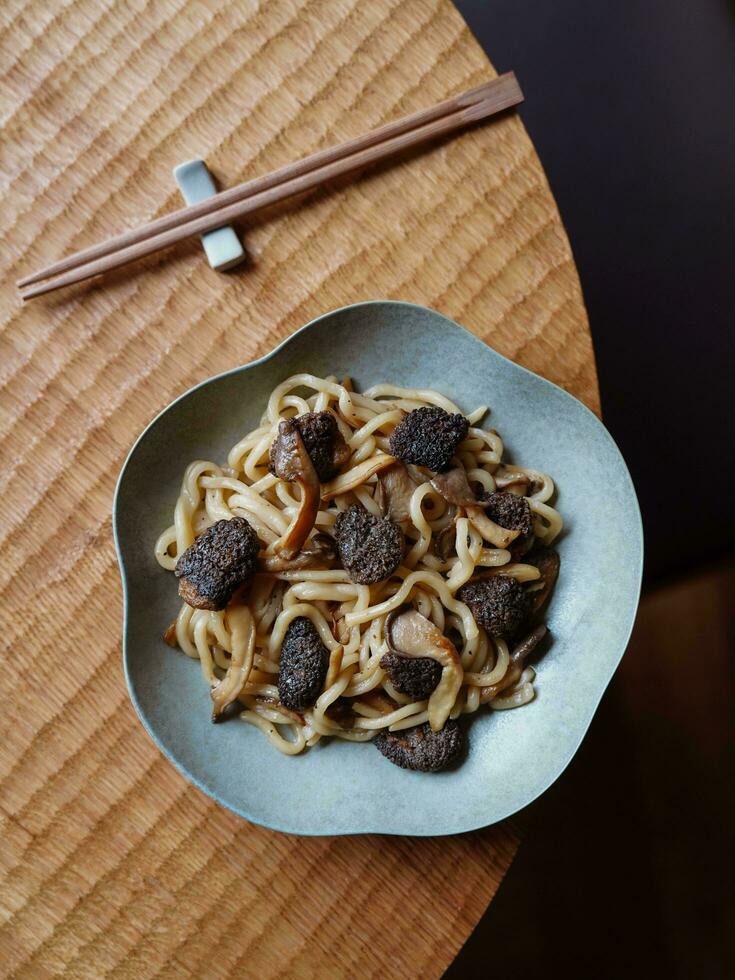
154 374 562 756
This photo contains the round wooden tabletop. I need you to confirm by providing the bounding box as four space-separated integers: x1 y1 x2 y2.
0 0 598 975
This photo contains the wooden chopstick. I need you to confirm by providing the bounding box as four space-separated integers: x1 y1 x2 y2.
18 77 513 291
19 72 523 300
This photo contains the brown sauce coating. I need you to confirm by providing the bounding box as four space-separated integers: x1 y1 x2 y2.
175 517 259 610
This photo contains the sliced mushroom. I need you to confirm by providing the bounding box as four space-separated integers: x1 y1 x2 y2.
527 548 561 614
269 419 321 559
430 469 521 548
320 453 396 501
466 506 521 549
260 533 336 572
385 608 463 732
330 607 351 645
324 698 356 729
376 461 419 526
496 466 545 496
494 468 531 495
430 467 479 508
434 520 458 560
211 603 255 720
480 624 547 702
508 533 535 563
358 690 401 715
324 646 344 690
290 410 350 482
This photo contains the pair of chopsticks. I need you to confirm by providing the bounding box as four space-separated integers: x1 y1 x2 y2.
18 72 523 300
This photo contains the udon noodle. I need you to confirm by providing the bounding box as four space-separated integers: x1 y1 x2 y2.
154 374 562 756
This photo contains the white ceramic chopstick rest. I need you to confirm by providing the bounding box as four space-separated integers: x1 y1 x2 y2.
172 160 246 271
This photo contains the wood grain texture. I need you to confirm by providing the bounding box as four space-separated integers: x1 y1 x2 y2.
0 1 598 977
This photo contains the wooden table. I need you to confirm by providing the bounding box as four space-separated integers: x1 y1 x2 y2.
0 1 598 975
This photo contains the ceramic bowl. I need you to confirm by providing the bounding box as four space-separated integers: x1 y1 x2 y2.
114 300 642 836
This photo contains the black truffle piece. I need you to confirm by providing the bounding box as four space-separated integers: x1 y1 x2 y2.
457 576 530 638
175 517 259 610
278 617 330 711
388 407 469 472
379 652 442 700
269 411 349 483
333 505 403 585
374 720 465 772
482 490 533 535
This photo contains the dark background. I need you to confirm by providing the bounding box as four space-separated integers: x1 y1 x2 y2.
446 2 735 978
456 0 735 584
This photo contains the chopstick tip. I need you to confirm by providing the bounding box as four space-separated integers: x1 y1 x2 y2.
18 283 41 301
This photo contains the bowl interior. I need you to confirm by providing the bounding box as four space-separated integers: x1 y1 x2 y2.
114 300 642 836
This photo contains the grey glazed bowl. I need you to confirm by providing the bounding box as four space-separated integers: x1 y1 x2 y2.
114 300 642 836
